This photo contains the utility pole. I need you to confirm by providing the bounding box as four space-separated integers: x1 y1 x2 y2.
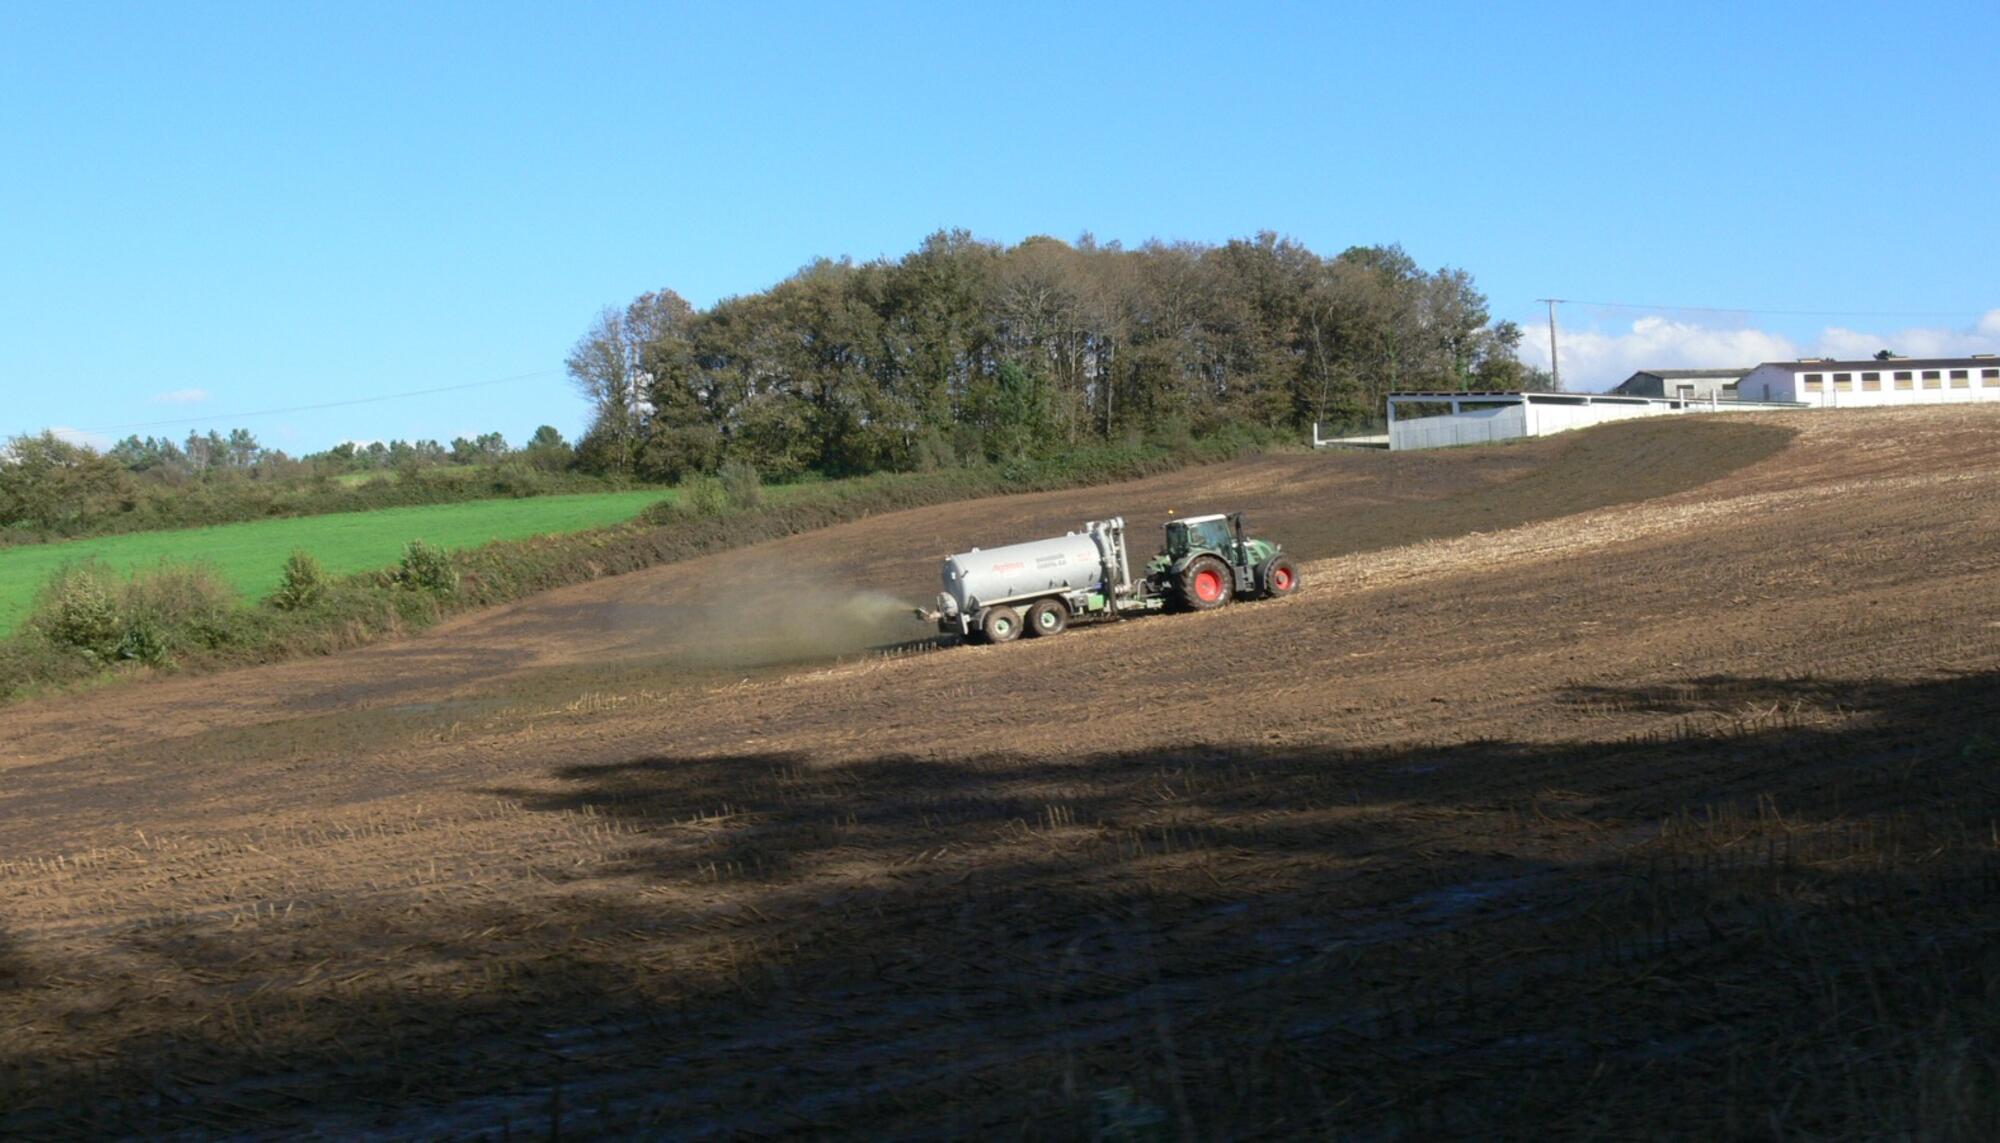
1536 298 1564 392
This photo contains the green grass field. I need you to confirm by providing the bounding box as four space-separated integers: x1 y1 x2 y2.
0 490 674 636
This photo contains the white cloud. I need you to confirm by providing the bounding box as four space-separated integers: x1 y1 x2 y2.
1515 316 1797 392
47 426 114 451
1818 310 2000 360
150 387 210 404
1516 309 2000 392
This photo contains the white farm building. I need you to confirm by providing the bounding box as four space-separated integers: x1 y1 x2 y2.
1365 353 2000 452
1380 390 1795 451
1610 368 1748 400
1737 357 2000 406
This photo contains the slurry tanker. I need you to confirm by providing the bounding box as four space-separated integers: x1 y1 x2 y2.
919 512 1300 644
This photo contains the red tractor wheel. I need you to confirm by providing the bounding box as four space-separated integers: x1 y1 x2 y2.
1262 556 1300 598
1177 555 1234 611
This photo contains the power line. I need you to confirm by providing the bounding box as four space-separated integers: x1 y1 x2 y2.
53 368 563 437
1546 299 1990 320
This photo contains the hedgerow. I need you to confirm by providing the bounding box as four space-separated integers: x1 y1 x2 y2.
0 462 638 547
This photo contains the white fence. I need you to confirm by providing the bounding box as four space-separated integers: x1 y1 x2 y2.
1379 392 1804 452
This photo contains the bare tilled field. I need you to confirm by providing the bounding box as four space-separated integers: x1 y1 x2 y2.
3 407 1999 1137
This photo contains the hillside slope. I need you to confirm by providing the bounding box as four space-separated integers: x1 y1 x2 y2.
3 406 1997 1137
1 415 1787 761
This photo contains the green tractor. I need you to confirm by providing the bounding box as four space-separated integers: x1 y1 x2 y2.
1144 512 1300 611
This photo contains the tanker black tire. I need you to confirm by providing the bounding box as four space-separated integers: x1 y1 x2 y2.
981 605 1022 644
1025 598 1069 638
1177 555 1234 612
1261 555 1301 599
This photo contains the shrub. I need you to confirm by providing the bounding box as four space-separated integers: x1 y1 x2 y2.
397 539 459 594
0 635 95 700
27 557 234 666
718 460 764 510
680 473 729 517
121 560 232 640
272 548 329 610
31 561 121 658
115 616 172 666
488 463 548 499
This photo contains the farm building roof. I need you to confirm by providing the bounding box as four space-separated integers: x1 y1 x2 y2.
1627 368 1748 379
1757 357 2000 372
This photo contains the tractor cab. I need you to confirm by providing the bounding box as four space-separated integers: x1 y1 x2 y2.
1163 514 1237 559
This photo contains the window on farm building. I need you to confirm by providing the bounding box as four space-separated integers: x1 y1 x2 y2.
1894 371 1914 389
1803 373 1824 392
1950 370 1970 388
1832 373 1854 391
1983 369 1999 387
1861 372 1881 391
1923 371 1943 389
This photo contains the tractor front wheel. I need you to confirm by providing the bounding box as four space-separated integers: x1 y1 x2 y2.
1178 555 1234 611
981 605 1022 644
1025 597 1069 637
1261 555 1301 598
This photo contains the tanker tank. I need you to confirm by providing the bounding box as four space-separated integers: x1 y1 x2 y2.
941 524 1116 615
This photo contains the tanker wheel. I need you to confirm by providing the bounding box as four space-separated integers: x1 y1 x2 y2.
1025 598 1069 637
981 605 1022 644
1261 555 1301 598
1178 555 1234 611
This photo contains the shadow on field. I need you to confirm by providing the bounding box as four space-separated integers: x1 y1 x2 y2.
0 929 33 994
4 671 1998 1138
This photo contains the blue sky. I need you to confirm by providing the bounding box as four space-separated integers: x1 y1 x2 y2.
4 0 1995 451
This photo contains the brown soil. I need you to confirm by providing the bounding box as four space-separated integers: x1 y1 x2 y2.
3 407 1998 1137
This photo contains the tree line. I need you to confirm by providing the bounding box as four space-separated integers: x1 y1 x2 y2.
97 425 575 480
0 425 581 538
566 230 1547 481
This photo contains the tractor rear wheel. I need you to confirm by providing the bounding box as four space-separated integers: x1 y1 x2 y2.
980 605 1022 644
1261 555 1301 598
1025 597 1069 637
1178 555 1234 611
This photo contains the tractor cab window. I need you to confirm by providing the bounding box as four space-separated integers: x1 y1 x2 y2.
1165 518 1235 557
1188 518 1233 551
